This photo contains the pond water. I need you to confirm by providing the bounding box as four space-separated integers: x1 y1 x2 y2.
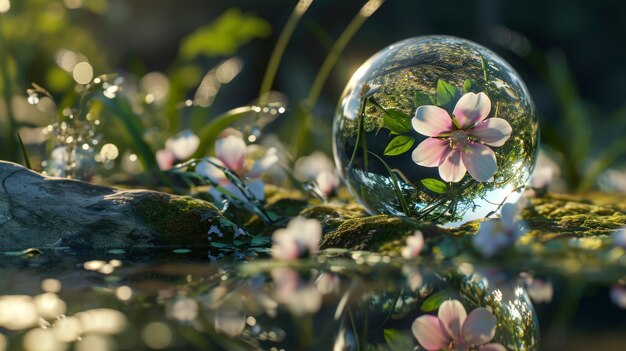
0 249 622 351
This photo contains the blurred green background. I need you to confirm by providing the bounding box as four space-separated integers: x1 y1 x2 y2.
1 0 626 192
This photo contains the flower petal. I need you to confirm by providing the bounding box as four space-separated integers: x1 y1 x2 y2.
412 105 454 137
412 138 451 167
156 149 175 171
479 343 507 351
461 143 497 182
215 135 247 171
470 118 512 147
438 300 467 342
411 315 450 351
271 230 299 260
453 92 491 127
196 158 227 184
248 147 279 178
461 307 497 346
166 130 200 160
289 218 322 256
438 149 466 183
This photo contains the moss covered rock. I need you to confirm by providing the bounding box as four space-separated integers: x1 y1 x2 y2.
0 161 244 250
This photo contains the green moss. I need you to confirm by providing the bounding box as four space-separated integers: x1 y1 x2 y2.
134 193 222 245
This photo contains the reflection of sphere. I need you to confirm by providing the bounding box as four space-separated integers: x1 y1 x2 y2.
334 267 539 351
333 36 538 226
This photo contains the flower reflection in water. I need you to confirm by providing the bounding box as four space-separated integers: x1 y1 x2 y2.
0 252 542 351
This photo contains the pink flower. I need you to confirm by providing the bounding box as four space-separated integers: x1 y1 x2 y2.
412 300 505 351
401 231 424 259
195 135 277 203
166 130 200 160
315 171 340 197
271 217 321 260
473 203 526 257
412 92 512 183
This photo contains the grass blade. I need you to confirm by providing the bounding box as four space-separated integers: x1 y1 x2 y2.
16 133 32 170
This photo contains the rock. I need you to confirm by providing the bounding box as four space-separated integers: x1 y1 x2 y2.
0 161 244 250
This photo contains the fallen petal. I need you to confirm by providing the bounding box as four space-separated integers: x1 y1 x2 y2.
470 118 512 147
461 143 497 182
411 315 451 351
453 92 491 128
412 138 451 167
439 149 466 182
412 105 454 137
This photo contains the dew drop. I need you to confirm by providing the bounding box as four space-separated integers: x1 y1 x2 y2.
27 94 40 105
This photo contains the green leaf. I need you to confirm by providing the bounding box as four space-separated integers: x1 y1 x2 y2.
179 8 271 60
436 79 460 107
463 79 472 92
414 91 433 108
384 136 415 156
193 106 255 158
420 288 456 312
420 178 447 194
384 329 415 351
210 242 230 248
383 109 412 134
251 236 271 245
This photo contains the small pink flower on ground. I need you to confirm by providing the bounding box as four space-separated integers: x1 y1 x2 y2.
271 217 321 260
165 129 200 160
610 284 626 309
412 299 505 351
473 203 527 257
295 152 339 197
412 92 512 183
195 135 278 204
215 135 247 172
315 171 340 197
613 228 626 249
156 149 175 170
529 149 562 190
401 231 424 259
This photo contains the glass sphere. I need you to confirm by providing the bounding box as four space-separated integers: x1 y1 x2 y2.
333 35 538 226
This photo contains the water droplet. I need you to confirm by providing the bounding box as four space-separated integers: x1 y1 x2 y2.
72 62 94 85
333 36 538 226
27 94 40 105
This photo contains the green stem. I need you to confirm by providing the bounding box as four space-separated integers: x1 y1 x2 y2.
291 0 385 158
305 0 385 108
348 308 361 351
0 16 17 160
258 0 313 104
348 97 368 170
